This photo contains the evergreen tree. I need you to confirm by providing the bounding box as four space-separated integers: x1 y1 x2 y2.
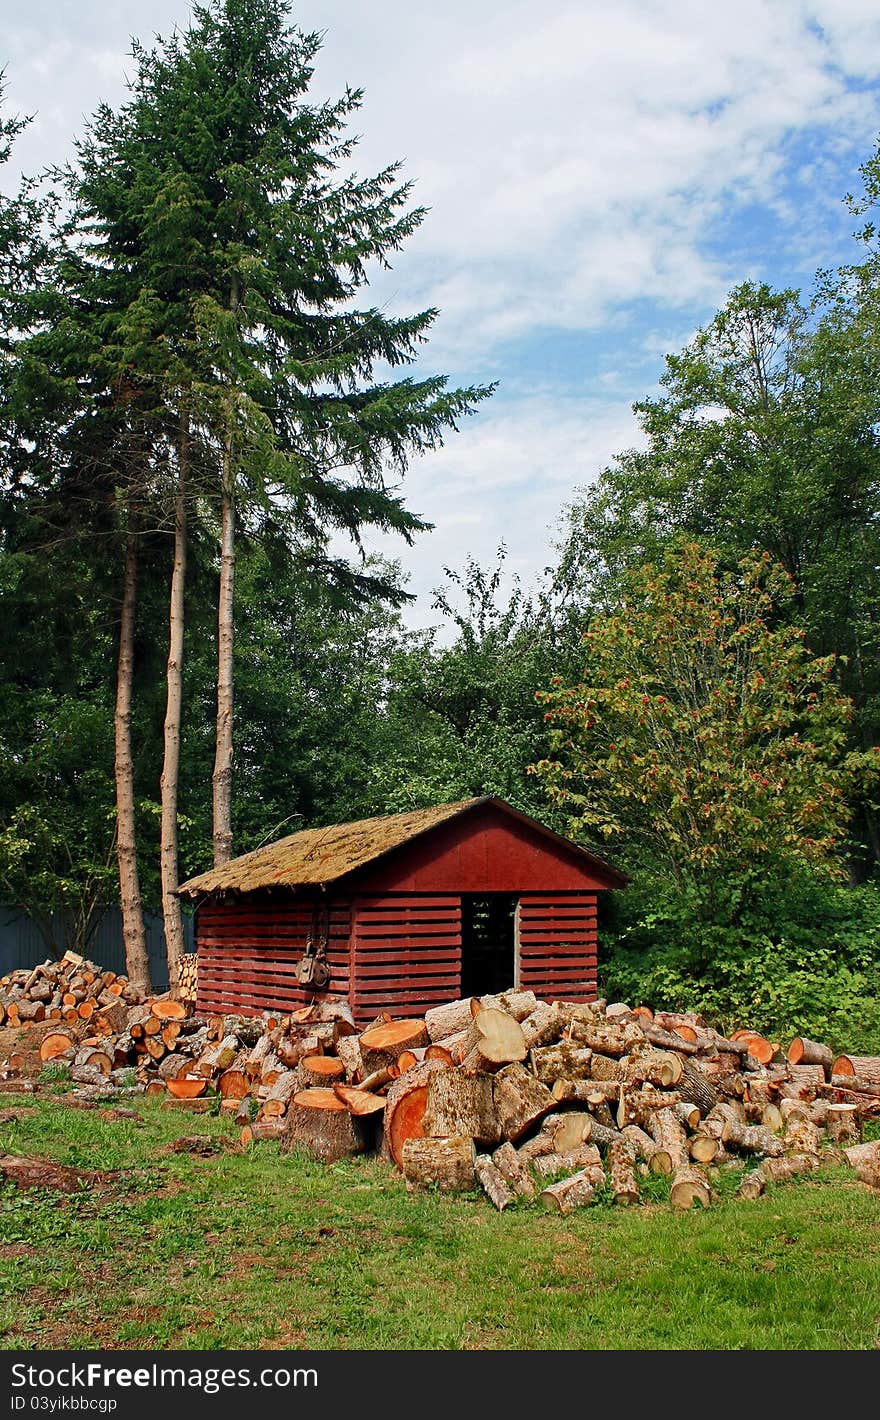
68 0 492 978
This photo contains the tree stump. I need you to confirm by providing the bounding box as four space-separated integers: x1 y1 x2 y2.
283 1089 374 1163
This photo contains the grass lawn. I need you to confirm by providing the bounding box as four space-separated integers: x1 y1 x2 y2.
1 1091 878 1351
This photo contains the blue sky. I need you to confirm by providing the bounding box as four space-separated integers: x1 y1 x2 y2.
4 0 880 627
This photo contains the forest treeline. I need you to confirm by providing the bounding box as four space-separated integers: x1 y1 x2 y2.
2 1 880 1048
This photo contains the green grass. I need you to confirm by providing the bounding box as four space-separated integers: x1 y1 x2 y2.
1 1094 878 1350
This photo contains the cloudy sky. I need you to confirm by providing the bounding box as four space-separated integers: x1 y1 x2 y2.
5 0 880 626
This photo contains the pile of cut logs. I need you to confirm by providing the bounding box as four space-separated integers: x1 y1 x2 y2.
2 961 879 1212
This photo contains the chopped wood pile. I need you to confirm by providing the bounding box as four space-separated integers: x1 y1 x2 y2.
2 962 879 1212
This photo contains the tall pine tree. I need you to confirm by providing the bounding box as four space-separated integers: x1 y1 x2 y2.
70 0 493 980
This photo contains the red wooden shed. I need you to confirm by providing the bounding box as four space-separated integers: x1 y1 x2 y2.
177 796 626 1024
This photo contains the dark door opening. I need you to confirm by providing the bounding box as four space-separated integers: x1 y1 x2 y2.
460 894 518 997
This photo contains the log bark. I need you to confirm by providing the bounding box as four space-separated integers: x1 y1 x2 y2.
669 1165 712 1210
621 1124 673 1175
566 1018 642 1056
783 1117 822 1158
738 1170 766 1200
520 1001 567 1051
283 1089 374 1163
474 1153 513 1210
677 1058 719 1116
624 1048 682 1088
402 1135 476 1192
491 1141 536 1198
824 1104 860 1145
832 1055 880 1085
424 998 475 1042
491 1062 554 1142
540 1170 596 1214
762 1153 818 1183
422 1069 501 1145
647 1107 688 1170
607 1138 639 1204
529 1042 593 1083
474 990 537 1021
618 1088 681 1130
842 1140 880 1171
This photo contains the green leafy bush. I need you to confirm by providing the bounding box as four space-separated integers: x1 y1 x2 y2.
600 870 880 1052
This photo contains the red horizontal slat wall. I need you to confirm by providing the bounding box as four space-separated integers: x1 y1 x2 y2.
195 896 352 1017
516 892 597 1003
351 894 461 1023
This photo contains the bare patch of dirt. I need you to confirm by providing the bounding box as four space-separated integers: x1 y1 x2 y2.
0 1154 120 1193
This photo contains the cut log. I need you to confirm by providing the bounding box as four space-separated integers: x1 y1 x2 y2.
402 1135 476 1192
677 1059 719 1116
783 1117 822 1158
474 1153 514 1210
588 1052 624 1081
621 1124 673 1175
424 1045 455 1067
299 1055 345 1088
551 1078 618 1105
618 1088 681 1130
474 990 537 1021
520 1001 567 1051
738 1170 766 1200
762 1153 818 1184
675 1101 701 1132
159 1053 194 1082
669 1165 711 1210
825 1104 860 1145
566 1018 642 1056
492 1141 536 1198
331 1085 386 1117
462 1009 527 1071
492 1062 555 1142
335 1034 363 1081
842 1140 880 1171
533 1145 603 1181
359 1019 429 1073
166 1077 207 1099
424 997 476 1042
217 1068 250 1099
241 1120 285 1145
540 1170 596 1214
283 1089 375 1163
647 1107 688 1170
787 1037 832 1070
529 1043 593 1083
607 1138 639 1204
149 997 188 1021
642 1025 699 1056
382 1058 447 1168
624 1048 683 1088
38 1031 75 1063
545 1112 593 1155
832 1055 880 1085
422 1068 500 1145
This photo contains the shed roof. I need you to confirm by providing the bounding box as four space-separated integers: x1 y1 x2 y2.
177 796 627 898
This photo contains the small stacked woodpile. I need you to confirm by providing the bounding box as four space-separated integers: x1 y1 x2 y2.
0 951 143 1029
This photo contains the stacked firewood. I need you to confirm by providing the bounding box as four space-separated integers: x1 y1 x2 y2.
0 951 143 1030
2 965 879 1208
269 991 880 1211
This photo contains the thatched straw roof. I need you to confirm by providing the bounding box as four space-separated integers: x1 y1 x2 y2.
177 796 626 898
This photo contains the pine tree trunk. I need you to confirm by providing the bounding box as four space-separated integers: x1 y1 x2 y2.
160 414 188 986
212 464 235 867
114 529 152 995
212 275 240 868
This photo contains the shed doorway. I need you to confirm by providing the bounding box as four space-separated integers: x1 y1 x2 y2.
460 894 518 997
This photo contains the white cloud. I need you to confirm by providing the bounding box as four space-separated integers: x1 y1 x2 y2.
4 0 880 619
